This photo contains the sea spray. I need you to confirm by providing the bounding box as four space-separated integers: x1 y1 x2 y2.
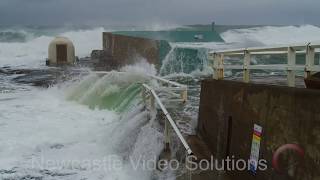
66 71 150 112
160 43 210 76
221 25 320 45
0 27 106 68
0 70 165 179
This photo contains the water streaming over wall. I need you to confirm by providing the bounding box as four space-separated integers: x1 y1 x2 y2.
160 44 210 76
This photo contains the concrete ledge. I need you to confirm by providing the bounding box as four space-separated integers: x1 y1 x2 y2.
197 80 320 180
187 135 213 161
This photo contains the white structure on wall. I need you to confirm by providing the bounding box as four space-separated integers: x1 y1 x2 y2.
48 37 75 65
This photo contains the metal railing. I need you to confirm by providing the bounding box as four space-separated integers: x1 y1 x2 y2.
91 71 192 155
142 84 193 155
92 71 188 102
209 42 320 87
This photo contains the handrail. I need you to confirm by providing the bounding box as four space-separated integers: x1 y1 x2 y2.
209 42 320 87
149 75 187 88
211 42 320 54
142 84 193 155
90 71 188 102
91 71 187 88
87 71 192 154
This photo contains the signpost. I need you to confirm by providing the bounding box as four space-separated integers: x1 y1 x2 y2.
249 124 263 174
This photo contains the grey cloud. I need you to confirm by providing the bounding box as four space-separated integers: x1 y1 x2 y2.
0 0 319 26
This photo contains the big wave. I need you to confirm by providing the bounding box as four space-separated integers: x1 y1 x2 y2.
1 25 320 69
221 25 320 46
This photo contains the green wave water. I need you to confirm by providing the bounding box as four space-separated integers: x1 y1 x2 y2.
66 72 149 113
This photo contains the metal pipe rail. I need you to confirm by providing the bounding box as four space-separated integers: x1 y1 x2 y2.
83 71 192 154
92 71 185 87
209 42 320 87
142 84 193 155
149 75 187 89
91 71 188 102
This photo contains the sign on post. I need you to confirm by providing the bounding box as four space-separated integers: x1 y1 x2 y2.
249 124 263 174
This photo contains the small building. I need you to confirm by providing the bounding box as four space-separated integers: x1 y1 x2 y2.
48 37 75 65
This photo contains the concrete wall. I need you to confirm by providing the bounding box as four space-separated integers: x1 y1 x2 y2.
98 32 159 70
197 80 320 180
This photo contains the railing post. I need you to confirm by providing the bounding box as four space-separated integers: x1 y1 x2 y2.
143 87 156 113
150 95 155 113
181 89 188 103
243 50 251 83
287 47 296 87
186 154 193 180
163 82 171 150
305 45 315 78
142 88 147 104
143 84 193 155
212 53 218 79
208 53 215 79
163 83 170 148
213 53 224 80
164 118 170 151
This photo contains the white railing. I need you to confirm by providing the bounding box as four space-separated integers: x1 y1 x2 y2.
209 42 320 87
91 71 192 154
142 84 193 155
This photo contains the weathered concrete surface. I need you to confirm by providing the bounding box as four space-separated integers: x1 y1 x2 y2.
187 135 212 161
93 32 160 70
196 80 320 180
90 49 115 71
305 72 320 90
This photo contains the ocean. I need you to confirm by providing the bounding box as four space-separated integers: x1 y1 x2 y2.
1 25 320 180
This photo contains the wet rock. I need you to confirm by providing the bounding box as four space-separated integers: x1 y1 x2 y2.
1 67 86 87
39 169 76 177
0 169 17 174
0 67 34 75
12 70 61 87
0 68 8 74
50 143 64 149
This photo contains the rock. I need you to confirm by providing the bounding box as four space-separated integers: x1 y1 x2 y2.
10 68 84 87
0 68 8 74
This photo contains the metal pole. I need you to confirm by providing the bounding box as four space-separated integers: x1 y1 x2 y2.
213 53 224 80
164 118 170 151
243 50 251 83
287 47 296 87
143 84 193 155
181 90 188 103
305 44 315 78
218 54 224 80
209 53 216 79
150 75 186 88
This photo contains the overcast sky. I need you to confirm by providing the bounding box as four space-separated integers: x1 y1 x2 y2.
0 0 319 26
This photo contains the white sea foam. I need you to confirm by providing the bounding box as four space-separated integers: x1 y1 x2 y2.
0 75 163 179
221 25 320 46
0 57 165 179
0 27 106 68
120 59 157 76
